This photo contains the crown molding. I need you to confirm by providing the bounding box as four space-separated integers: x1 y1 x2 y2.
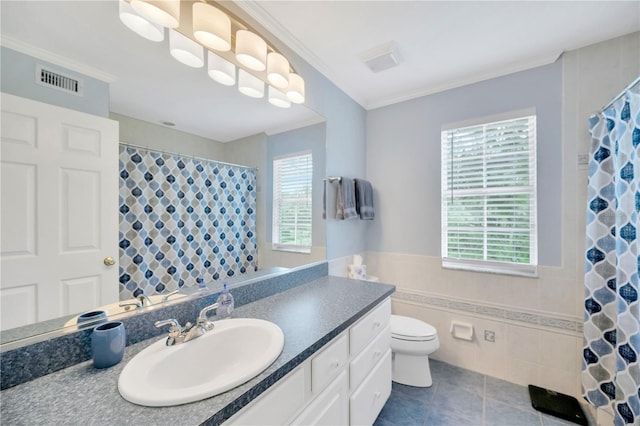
0 35 116 83
216 3 564 111
264 114 326 138
366 51 563 110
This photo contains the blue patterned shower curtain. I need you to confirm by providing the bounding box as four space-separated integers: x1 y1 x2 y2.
583 79 639 425
118 146 257 300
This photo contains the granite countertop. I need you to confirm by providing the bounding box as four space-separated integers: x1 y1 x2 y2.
1 276 394 426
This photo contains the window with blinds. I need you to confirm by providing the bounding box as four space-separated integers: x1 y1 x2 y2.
272 151 313 253
441 113 537 277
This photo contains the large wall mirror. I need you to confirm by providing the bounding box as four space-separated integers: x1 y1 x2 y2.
0 1 326 344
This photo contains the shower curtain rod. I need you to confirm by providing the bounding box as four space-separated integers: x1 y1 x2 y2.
597 76 640 114
119 142 258 172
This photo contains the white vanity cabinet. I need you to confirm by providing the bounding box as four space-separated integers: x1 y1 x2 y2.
226 297 391 426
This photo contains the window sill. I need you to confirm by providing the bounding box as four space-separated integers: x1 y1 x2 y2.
442 257 538 278
272 244 312 254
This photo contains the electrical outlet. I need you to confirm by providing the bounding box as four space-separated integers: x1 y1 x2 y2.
484 330 496 342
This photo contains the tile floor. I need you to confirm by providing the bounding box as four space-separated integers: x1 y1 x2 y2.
374 360 593 426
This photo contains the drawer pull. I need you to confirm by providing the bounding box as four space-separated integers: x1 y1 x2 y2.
373 320 381 328
374 391 381 398
332 360 340 368
373 350 381 357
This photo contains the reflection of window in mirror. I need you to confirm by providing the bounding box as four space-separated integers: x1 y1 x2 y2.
272 151 313 253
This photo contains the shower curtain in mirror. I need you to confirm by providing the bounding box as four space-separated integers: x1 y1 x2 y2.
583 79 639 425
118 146 257 300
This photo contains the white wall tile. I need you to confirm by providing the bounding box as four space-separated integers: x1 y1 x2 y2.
473 273 507 305
505 276 540 311
539 331 578 373
540 364 578 397
474 318 507 380
506 358 539 387
540 278 579 316
506 324 539 364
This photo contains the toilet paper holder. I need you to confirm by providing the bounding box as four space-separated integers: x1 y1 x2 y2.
450 321 474 341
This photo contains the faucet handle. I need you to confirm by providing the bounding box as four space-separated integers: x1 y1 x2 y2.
154 319 182 335
161 289 180 303
155 319 184 346
137 294 154 306
197 303 219 331
119 300 142 309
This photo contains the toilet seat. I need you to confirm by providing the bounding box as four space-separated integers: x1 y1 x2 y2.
391 315 437 341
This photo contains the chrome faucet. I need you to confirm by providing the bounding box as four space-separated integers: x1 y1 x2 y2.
154 303 219 346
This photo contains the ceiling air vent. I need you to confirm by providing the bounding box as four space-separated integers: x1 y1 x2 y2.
36 65 84 96
360 41 401 73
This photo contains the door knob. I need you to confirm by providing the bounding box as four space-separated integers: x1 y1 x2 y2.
104 257 116 266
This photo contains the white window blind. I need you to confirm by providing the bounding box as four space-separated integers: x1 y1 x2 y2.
441 113 537 277
273 151 313 253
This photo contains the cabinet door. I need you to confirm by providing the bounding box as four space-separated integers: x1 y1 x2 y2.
1 93 119 330
349 350 392 426
227 364 309 426
292 370 348 426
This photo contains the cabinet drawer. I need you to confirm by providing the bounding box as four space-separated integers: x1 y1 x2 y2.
311 333 348 394
350 324 390 391
350 298 391 357
349 349 392 426
228 364 308 425
292 371 348 426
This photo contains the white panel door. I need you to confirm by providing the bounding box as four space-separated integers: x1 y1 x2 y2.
0 93 119 330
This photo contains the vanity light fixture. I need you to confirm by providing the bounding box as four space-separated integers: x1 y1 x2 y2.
267 52 290 90
238 69 264 98
193 2 231 51
119 0 305 105
169 29 204 68
207 51 235 86
235 30 267 71
268 86 291 108
131 0 180 29
119 0 165 42
286 73 305 104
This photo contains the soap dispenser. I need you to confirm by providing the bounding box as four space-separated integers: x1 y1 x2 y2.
217 282 234 318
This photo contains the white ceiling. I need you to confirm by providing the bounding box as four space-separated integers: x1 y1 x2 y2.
1 1 638 142
239 0 640 110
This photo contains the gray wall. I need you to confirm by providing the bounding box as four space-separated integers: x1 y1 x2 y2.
366 60 563 266
111 112 225 160
266 34 368 262
1 47 109 118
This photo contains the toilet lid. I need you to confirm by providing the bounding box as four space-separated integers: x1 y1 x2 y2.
390 315 437 340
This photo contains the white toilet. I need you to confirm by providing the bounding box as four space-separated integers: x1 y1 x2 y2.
390 315 440 387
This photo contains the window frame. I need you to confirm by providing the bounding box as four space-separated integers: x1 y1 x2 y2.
272 150 313 254
440 109 538 277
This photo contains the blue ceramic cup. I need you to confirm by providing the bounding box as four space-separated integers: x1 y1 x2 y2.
91 321 126 369
77 310 107 328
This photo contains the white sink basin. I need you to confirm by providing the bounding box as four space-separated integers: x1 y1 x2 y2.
118 318 284 407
